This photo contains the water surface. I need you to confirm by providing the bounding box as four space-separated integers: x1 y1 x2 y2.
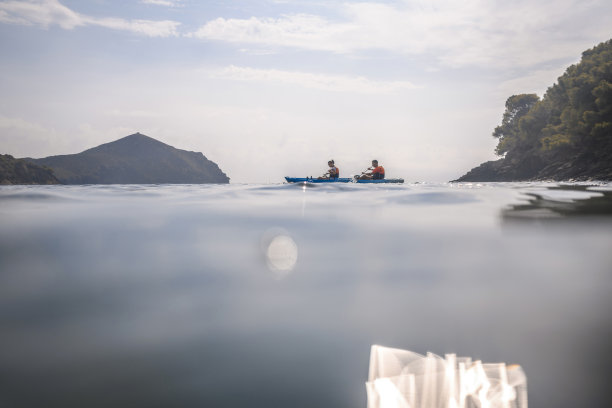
1 182 611 408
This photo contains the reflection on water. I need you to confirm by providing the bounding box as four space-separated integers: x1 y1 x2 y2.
503 184 612 220
0 182 611 408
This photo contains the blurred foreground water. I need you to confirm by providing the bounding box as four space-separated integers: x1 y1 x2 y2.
0 182 611 408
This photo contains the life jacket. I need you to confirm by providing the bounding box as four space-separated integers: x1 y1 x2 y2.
372 166 384 179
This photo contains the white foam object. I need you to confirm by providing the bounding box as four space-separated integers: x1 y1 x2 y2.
366 345 527 408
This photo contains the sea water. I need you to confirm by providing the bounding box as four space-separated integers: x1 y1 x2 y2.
0 182 611 408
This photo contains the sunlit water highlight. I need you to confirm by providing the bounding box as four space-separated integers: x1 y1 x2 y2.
0 182 611 408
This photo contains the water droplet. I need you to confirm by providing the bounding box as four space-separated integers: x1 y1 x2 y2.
265 234 298 276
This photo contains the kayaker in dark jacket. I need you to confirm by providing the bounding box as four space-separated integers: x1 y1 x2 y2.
357 160 385 180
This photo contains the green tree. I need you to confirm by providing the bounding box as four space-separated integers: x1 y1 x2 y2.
493 94 540 156
539 39 612 153
489 38 612 174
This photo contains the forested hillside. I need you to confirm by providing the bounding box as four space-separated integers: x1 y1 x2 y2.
0 154 59 185
456 39 612 181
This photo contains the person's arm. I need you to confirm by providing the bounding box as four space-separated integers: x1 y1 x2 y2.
359 168 373 179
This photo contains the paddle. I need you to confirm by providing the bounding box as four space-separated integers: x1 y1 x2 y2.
307 172 328 180
354 167 372 180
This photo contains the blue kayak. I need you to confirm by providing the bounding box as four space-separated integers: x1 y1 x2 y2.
355 178 404 184
285 177 351 183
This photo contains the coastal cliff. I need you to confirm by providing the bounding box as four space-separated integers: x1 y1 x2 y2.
25 133 230 184
456 39 612 182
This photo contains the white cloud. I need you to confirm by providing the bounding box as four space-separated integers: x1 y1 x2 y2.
0 115 49 135
238 48 277 56
0 114 138 158
208 65 418 94
106 109 160 118
188 14 354 53
140 0 181 7
0 115 71 157
0 0 180 37
189 0 612 68
85 16 180 37
497 66 569 100
0 0 82 29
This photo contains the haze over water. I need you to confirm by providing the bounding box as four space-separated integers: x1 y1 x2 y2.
1 182 611 408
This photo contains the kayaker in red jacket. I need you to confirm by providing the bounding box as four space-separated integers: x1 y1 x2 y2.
357 160 384 180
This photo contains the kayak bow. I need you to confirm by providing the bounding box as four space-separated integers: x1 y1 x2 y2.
285 177 352 183
355 178 404 184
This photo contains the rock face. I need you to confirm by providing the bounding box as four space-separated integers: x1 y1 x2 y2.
26 133 230 184
454 154 612 182
0 154 60 185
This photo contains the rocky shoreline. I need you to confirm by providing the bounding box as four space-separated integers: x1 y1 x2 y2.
454 154 612 182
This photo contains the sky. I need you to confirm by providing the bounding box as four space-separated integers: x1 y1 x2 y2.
0 0 611 183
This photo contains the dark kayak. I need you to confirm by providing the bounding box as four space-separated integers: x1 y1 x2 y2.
355 178 404 184
285 177 352 183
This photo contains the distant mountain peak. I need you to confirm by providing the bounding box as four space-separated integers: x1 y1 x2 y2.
25 134 229 184
82 133 175 157
123 132 155 141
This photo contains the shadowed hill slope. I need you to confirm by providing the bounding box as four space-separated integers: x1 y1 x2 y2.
0 154 60 185
26 133 229 184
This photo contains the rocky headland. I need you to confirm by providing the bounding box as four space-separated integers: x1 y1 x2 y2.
455 39 612 182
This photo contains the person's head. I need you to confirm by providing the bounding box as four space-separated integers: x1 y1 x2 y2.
372 160 378 167
328 160 334 167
